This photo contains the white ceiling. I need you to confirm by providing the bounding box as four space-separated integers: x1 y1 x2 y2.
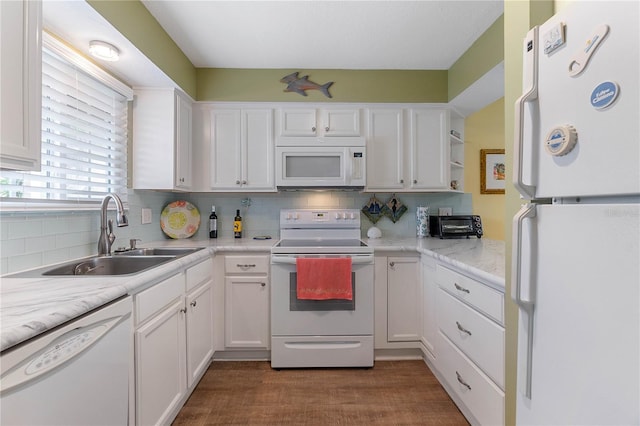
141 0 504 70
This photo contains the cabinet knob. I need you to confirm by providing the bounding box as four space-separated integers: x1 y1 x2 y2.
325 126 329 132
190 300 197 307
242 180 247 185
236 180 241 185
413 179 417 184
389 261 395 268
261 282 266 287
311 126 316 132
180 308 187 314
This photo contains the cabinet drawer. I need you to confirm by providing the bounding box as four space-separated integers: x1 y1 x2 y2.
135 273 184 325
437 288 504 389
186 258 213 292
436 265 503 324
437 332 504 426
225 255 269 274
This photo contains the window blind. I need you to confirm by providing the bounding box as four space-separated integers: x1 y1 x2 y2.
0 34 132 209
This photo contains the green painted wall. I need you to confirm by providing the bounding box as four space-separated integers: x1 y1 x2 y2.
87 0 197 98
449 15 504 101
503 1 553 425
196 69 448 103
87 1 502 104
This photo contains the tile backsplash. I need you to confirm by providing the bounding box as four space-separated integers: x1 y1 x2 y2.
0 190 470 274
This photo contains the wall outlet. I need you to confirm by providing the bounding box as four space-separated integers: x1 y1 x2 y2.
438 207 453 216
141 208 152 224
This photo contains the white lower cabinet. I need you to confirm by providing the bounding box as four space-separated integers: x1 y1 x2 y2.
420 255 437 361
224 255 270 349
374 254 421 349
433 263 505 425
133 258 214 426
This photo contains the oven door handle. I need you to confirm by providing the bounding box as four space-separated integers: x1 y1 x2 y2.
271 254 374 265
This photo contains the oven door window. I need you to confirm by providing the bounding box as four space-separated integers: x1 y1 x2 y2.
289 272 356 311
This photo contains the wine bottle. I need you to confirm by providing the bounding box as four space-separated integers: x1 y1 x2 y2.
233 209 242 238
209 206 217 238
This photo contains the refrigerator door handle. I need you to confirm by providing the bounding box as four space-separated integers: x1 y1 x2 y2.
513 26 539 200
511 203 536 306
512 203 537 399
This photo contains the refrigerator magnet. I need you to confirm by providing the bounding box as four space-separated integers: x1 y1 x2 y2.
591 81 619 110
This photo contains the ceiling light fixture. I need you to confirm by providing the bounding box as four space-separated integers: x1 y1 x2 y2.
88 40 120 62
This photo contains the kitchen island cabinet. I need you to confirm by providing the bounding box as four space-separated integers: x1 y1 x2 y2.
132 87 193 191
0 0 42 171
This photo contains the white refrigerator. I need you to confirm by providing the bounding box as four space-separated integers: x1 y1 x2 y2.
512 1 639 425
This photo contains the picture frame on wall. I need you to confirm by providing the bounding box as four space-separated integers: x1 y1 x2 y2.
480 149 506 194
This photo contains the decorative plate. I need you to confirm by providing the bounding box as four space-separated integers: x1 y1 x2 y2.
160 201 200 239
384 194 408 223
361 195 385 224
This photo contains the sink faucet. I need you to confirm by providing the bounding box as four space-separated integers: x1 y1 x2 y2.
98 194 128 255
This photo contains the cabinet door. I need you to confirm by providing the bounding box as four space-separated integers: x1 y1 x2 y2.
175 92 192 189
321 109 360 136
135 298 186 426
279 109 317 136
224 276 269 348
210 109 242 190
366 109 404 190
421 255 437 359
410 109 449 190
186 281 214 388
0 0 42 171
387 257 421 342
243 109 275 190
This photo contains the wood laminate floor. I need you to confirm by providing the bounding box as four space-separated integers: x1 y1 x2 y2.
173 360 469 425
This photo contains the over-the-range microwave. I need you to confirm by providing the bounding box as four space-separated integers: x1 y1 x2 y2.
275 136 366 189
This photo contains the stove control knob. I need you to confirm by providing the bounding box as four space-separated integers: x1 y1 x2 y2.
335 213 342 220
285 212 292 220
349 212 356 220
293 213 299 220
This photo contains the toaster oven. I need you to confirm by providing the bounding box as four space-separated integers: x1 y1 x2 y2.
429 215 483 239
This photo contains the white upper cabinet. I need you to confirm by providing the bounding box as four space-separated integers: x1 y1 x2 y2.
278 108 360 137
365 109 405 190
366 107 454 192
409 108 449 190
133 88 193 191
0 0 42 171
209 108 274 191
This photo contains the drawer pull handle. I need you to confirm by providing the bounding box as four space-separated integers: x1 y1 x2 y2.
237 264 256 268
180 308 187 314
456 371 471 391
456 321 472 336
190 300 197 307
454 283 470 294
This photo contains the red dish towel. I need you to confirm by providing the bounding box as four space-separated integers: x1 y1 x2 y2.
296 257 353 300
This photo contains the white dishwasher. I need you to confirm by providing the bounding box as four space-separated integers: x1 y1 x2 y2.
1 296 132 425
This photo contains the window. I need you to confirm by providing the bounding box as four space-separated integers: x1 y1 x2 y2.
0 33 133 209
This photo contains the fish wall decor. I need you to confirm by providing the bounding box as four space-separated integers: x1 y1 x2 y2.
280 72 333 98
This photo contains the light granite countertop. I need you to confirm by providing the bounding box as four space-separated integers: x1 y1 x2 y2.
1 237 504 352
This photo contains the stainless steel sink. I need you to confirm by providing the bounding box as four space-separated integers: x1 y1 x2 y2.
114 247 204 257
41 256 176 276
6 247 205 278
